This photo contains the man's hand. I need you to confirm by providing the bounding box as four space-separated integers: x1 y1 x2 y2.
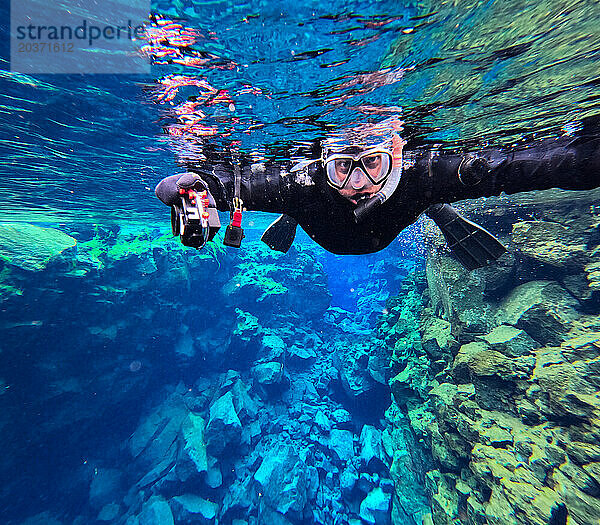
155 172 207 206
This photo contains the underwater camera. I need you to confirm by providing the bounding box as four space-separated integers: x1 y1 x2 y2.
171 189 220 249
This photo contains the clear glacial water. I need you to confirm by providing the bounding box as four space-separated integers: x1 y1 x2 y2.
1 1 599 524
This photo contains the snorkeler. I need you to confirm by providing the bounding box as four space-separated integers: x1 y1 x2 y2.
155 118 600 270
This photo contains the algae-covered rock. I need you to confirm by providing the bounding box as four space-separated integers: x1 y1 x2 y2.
451 341 533 381
496 280 580 344
585 260 600 291
426 255 494 331
477 324 538 357
511 220 589 269
0 223 76 271
530 348 599 420
421 317 457 360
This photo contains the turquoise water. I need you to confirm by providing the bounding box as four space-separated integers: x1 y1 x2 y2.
1 1 600 524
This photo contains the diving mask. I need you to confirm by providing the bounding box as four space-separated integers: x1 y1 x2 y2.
324 147 393 190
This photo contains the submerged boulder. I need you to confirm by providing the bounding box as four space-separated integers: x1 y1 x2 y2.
329 429 355 463
138 496 174 525
511 220 589 270
496 280 579 345
129 394 187 470
477 324 538 357
0 223 76 272
254 443 309 517
359 425 385 471
253 362 283 385
177 413 208 481
205 391 242 456
170 494 218 524
359 487 391 525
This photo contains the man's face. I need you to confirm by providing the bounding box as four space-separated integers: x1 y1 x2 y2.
336 167 384 204
325 133 404 205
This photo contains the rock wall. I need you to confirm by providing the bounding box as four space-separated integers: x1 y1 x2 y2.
384 191 600 525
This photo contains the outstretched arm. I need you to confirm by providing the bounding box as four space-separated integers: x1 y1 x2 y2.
155 160 320 217
427 135 600 204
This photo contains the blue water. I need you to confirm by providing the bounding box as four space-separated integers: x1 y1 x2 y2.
1 1 599 524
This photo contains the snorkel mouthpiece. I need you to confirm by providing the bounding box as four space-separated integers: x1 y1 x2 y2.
353 163 402 223
353 193 386 222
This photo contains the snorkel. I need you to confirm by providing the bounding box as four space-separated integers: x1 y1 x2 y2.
353 134 404 222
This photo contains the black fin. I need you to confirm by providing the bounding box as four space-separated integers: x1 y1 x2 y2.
426 204 507 271
261 214 298 253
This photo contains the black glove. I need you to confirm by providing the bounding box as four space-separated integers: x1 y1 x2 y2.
155 172 208 207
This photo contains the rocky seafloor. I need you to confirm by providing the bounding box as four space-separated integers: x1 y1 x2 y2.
0 189 599 525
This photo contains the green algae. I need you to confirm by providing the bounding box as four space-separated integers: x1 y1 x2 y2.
224 262 288 301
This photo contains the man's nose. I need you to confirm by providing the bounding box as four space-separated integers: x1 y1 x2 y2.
350 168 368 189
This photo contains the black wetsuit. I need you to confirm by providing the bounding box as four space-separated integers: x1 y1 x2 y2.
156 134 600 255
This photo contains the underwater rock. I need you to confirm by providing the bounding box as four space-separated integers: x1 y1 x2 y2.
563 273 596 304
170 494 218 524
129 394 187 470
340 464 359 498
138 496 174 525
205 455 223 489
0 223 76 272
260 334 286 360
21 512 64 525
328 429 355 463
314 410 331 432
421 317 457 361
367 340 390 385
359 487 391 525
252 362 283 385
477 324 538 357
451 341 533 382
221 476 255 517
97 503 120 522
585 260 600 292
230 378 260 423
511 220 589 269
530 347 599 420
389 355 430 405
496 280 580 344
359 425 385 471
177 413 208 481
288 344 317 365
254 443 309 517
426 255 494 331
333 340 378 397
331 408 352 425
205 391 242 456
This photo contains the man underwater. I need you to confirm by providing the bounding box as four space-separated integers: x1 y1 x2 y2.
155 118 600 270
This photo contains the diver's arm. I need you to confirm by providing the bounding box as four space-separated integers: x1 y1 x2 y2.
427 135 600 203
156 161 319 216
